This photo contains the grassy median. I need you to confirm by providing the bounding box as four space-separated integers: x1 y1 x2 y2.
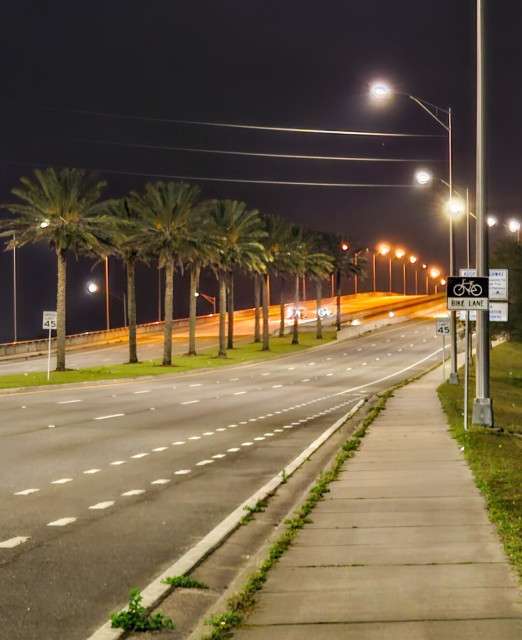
437 340 522 577
0 332 335 390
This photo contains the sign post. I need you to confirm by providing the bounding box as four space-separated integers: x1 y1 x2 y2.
436 317 450 383
42 311 57 381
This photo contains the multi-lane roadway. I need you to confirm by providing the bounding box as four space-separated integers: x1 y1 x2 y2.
0 316 444 639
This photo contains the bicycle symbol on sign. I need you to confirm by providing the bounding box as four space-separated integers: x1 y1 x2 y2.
453 279 483 297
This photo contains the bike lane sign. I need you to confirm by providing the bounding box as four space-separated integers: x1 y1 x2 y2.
446 276 489 310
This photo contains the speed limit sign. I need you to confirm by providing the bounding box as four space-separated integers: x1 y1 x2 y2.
436 317 450 336
42 310 57 330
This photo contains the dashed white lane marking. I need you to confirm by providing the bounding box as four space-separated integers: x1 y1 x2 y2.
84 469 101 474
362 362 368 366
174 469 191 475
216 428 226 432
309 362 316 365
375 357 380 361
228 424 238 428
151 479 170 485
134 390 150 394
249 418 257 422
0 536 30 548
273 429 283 432
52 478 73 485
212 454 226 459
227 447 240 452
261 372 270 376
239 421 248 424
48 517 76 527
14 488 39 496
94 414 125 421
153 447 168 452
254 437 265 441
288 366 295 370
264 433 274 437
272 384 283 388
189 436 201 440
190 383 202 387
326 373 333 377
229 378 239 381
302 379 311 382
121 490 145 496
57 399 82 404
409 343 414 347
89 501 114 510
234 391 247 395
241 442 253 446
357 348 362 351
48 424 55 429
398 348 403 352
203 431 214 436
346 367 352 371
131 453 149 459
196 460 214 466
110 461 126 466
181 400 199 405
172 441 185 446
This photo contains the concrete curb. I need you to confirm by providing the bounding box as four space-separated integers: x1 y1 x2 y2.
85 399 365 640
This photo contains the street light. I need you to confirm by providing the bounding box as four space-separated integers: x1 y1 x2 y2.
486 215 497 228
415 169 433 186
394 248 406 295
377 243 392 293
371 80 459 384
508 218 520 243
427 267 441 294
409 255 418 294
87 281 127 328
194 291 216 315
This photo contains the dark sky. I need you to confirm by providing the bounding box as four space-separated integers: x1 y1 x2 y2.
1 1 521 342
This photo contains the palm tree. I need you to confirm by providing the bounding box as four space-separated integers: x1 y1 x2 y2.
208 200 267 357
321 233 362 331
103 197 144 363
0 168 108 371
260 214 294 350
286 226 333 345
131 181 201 366
184 204 221 356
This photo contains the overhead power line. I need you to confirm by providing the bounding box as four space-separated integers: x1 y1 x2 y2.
1 159 423 188
3 101 443 138
68 138 433 163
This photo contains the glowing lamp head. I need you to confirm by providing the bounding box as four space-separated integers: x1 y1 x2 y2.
486 216 498 228
447 198 465 218
508 219 521 233
369 81 392 101
415 169 432 186
87 282 99 294
340 242 350 251
440 278 447 286
40 219 50 228
378 243 390 256
429 268 441 279
395 248 406 259
409 255 417 264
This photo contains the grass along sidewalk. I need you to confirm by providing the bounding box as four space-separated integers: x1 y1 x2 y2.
0 333 336 390
437 340 522 578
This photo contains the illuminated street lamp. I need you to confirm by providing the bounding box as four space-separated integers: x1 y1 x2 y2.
195 291 216 314
371 80 459 384
508 218 520 243
377 243 392 292
486 216 497 228
394 248 406 294
414 169 432 186
409 255 418 294
427 267 441 294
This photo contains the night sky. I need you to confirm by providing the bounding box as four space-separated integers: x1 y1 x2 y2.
1 1 521 342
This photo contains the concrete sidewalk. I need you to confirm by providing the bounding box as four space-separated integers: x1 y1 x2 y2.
232 369 522 639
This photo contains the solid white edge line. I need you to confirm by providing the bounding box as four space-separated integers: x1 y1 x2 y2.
85 398 365 640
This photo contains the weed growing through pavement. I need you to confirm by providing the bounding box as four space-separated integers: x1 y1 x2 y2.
201 392 391 639
110 588 174 632
162 575 209 589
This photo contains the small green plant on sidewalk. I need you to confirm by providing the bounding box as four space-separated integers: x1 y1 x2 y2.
110 588 174 632
162 575 209 589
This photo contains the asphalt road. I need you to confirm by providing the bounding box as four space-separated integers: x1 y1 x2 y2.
0 317 444 639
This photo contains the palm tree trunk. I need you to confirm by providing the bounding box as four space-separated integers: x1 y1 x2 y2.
262 273 270 351
292 274 299 345
254 275 261 343
316 279 323 340
279 276 286 337
55 249 67 371
227 273 234 350
336 268 342 332
163 255 174 365
188 264 200 356
127 259 138 363
218 273 227 358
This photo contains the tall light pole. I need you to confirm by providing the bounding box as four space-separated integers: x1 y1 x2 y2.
370 82 459 384
394 248 406 294
377 243 392 293
104 256 110 331
472 0 493 426
12 234 18 342
408 255 418 295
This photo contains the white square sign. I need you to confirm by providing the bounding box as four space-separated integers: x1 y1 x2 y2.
42 311 57 330
459 268 508 300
